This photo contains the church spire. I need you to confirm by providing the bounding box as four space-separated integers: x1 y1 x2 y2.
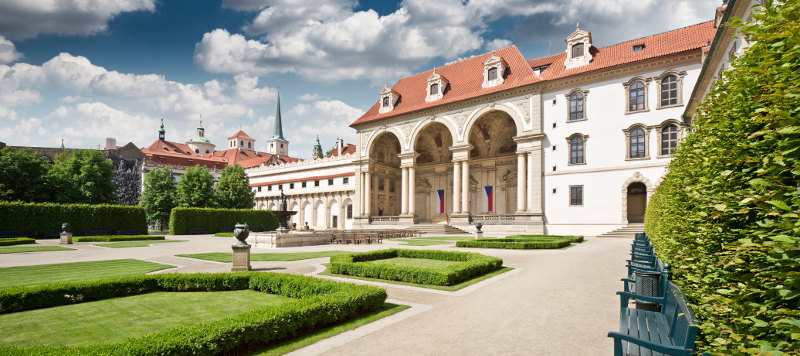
273 92 286 141
158 118 165 141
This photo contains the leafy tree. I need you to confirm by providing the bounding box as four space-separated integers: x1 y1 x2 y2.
645 2 799 353
214 164 254 209
0 147 53 202
176 165 215 208
47 150 116 204
139 167 177 230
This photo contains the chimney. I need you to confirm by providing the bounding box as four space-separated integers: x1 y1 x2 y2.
337 138 343 156
105 137 117 150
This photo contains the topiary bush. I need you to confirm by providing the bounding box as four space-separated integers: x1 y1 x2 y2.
330 249 502 286
0 202 147 237
456 235 581 249
644 2 799 353
168 207 278 235
0 237 36 246
72 235 164 242
0 272 386 355
504 234 585 243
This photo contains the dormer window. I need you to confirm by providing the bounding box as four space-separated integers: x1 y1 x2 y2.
482 53 507 88
425 69 448 102
633 44 645 52
563 24 593 70
378 84 400 113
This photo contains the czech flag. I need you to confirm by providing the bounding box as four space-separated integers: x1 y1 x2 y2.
484 186 493 212
437 189 445 214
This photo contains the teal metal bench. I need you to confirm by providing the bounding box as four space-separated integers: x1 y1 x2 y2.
609 276 700 355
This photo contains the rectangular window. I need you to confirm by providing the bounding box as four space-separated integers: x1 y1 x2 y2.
488 67 497 81
328 178 334 185
346 204 353 219
289 183 294 189
378 177 385 191
314 180 320 187
430 83 438 95
570 185 583 206
302 181 306 188
257 186 261 192
267 185 272 191
571 43 584 58
343 177 349 184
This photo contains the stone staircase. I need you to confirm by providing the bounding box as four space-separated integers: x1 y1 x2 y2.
597 223 644 238
407 223 470 235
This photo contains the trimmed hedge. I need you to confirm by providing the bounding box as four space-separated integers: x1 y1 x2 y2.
0 201 147 237
505 234 585 243
72 235 165 242
0 272 386 355
169 207 278 235
456 235 582 249
0 237 36 246
330 249 502 286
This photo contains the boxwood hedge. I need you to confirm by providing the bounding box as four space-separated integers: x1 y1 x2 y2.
72 235 165 242
0 272 386 355
168 207 278 235
456 235 581 249
0 237 36 246
329 249 502 286
0 201 147 237
505 234 584 243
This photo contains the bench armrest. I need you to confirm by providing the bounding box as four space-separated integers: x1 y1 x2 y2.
608 332 693 356
621 278 634 292
617 291 665 306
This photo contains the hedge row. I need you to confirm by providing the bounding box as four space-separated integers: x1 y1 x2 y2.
505 234 584 243
456 238 570 249
168 207 278 235
0 201 147 237
0 272 386 355
0 237 36 246
72 235 165 242
330 249 502 286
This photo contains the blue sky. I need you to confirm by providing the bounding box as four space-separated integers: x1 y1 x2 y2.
0 0 719 159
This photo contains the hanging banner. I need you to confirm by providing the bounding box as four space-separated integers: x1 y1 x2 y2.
437 189 445 214
484 186 493 212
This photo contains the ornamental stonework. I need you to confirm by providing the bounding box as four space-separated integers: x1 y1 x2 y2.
513 97 531 124
400 122 415 145
452 111 469 137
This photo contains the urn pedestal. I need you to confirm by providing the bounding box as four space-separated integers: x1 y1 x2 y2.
231 223 252 272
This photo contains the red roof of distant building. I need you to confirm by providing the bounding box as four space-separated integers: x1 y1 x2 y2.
141 138 301 170
350 45 539 127
326 144 357 158
227 131 254 140
527 21 716 81
238 153 302 169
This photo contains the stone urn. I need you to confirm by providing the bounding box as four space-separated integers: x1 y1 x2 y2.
233 223 250 246
475 223 483 232
62 223 71 233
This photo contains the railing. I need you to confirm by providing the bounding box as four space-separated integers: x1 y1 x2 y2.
369 216 400 223
471 214 516 221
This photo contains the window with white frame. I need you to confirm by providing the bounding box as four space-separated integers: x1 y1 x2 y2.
623 77 650 114
623 124 651 160
565 88 588 121
482 54 507 88
655 70 687 109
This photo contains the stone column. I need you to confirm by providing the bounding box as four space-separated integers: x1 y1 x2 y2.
339 193 346 229
401 167 408 215
527 151 536 213
461 160 469 213
364 171 371 217
517 152 527 213
323 194 330 228
359 172 365 215
408 166 416 215
453 161 461 213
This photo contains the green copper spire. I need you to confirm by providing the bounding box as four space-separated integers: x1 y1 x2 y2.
158 118 165 141
273 92 286 141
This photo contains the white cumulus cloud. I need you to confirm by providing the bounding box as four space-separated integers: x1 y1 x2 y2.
0 35 22 64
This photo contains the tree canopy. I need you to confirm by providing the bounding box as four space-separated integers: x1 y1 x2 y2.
47 150 117 204
0 147 53 202
176 165 215 208
214 164 254 209
139 167 177 230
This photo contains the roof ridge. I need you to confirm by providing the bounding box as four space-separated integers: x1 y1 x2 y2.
597 20 713 49
395 45 522 83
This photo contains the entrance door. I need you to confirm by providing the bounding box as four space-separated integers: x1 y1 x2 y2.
626 182 647 223
415 191 429 223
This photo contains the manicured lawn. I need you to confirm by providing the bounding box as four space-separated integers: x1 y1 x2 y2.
397 239 451 246
0 290 293 346
214 232 234 237
178 251 352 263
95 240 187 248
252 303 409 356
322 266 514 291
0 246 75 254
0 259 174 289
366 257 461 269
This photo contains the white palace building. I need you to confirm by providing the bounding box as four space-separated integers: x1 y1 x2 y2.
247 12 733 236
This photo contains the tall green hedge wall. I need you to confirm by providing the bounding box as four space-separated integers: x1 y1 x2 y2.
168 207 278 235
644 2 799 354
0 201 147 237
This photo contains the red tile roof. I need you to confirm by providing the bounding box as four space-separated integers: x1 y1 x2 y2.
227 131 254 140
350 45 540 127
141 138 301 170
326 144 357 158
238 154 302 169
351 21 715 127
528 21 716 81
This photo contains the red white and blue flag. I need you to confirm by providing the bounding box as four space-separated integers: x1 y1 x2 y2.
437 189 445 214
483 186 493 212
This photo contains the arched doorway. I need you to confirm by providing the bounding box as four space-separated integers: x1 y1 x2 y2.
369 132 402 216
414 122 453 222
626 182 647 223
467 111 518 214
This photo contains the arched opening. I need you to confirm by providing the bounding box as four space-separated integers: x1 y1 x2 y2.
626 182 647 223
467 111 518 214
368 132 402 216
302 202 312 226
414 122 453 222
315 201 325 228
290 202 299 226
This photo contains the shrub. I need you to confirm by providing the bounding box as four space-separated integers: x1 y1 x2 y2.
0 237 36 246
330 249 502 286
644 3 799 353
0 272 386 355
72 235 164 242
505 234 584 243
0 201 147 237
169 207 278 235
456 235 579 249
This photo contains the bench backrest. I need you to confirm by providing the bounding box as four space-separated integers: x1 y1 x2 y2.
662 282 700 350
